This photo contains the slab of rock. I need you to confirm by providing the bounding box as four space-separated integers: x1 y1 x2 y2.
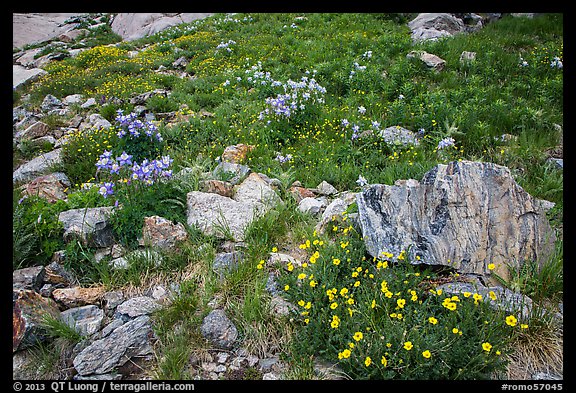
13 148 63 184
407 50 446 71
12 13 79 49
408 13 465 43
200 309 238 350
187 191 260 241
356 160 557 281
52 286 106 309
115 296 161 319
44 261 76 286
58 207 115 247
111 13 213 41
378 126 420 147
233 172 281 209
73 315 154 376
13 289 61 352
139 215 188 250
298 197 325 216
13 65 47 90
61 305 104 336
212 161 251 185
20 172 70 203
13 266 45 291
221 143 255 163
14 121 51 141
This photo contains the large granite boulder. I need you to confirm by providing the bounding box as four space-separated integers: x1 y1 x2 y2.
110 13 213 41
356 161 557 282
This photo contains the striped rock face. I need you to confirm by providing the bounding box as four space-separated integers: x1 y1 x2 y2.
357 160 557 282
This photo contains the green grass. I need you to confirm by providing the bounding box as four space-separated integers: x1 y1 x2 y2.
13 13 562 380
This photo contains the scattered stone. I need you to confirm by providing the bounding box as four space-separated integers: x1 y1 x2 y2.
356 160 557 282
546 157 563 169
187 191 260 241
13 65 47 90
407 50 446 71
52 286 106 309
378 126 420 146
289 185 316 202
267 252 302 269
314 359 348 380
58 206 115 248
14 121 51 141
213 251 244 277
200 309 238 350
20 172 70 203
62 94 84 105
73 315 155 376
298 197 325 216
13 148 63 184
314 197 353 234
102 291 125 316
270 295 296 317
129 89 170 105
221 143 255 164
315 180 338 196
139 215 188 250
80 98 97 109
41 94 63 112
13 289 61 352
79 114 112 131
60 305 105 336
115 296 161 319
43 261 76 286
408 13 465 43
262 372 279 380
109 257 129 270
13 266 45 291
233 172 281 209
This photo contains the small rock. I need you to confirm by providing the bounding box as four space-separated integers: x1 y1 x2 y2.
315 180 338 196
43 261 76 286
221 143 255 164
200 309 238 350
52 286 106 309
13 266 45 291
298 197 324 216
60 305 104 336
102 291 125 316
115 296 161 319
80 98 97 109
13 289 61 352
139 215 188 250
407 50 446 71
459 51 477 64
262 372 279 380
199 179 234 198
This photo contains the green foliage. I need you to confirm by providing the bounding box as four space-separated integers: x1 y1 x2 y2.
279 221 526 379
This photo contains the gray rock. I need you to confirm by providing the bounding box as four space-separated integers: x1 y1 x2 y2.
115 296 161 318
14 121 51 141
314 197 353 234
13 65 47 90
79 114 112 131
43 261 76 286
13 289 61 352
407 50 446 71
62 94 84 105
13 148 63 184
213 251 244 277
58 207 115 248
102 291 125 316
298 197 324 216
187 191 260 241
13 266 45 291
60 305 105 336
111 13 213 41
460 51 477 64
200 309 238 350
378 126 420 146
73 315 154 376
41 95 63 112
547 157 563 169
315 180 338 196
109 257 129 270
356 161 557 282
80 98 97 109
408 13 465 43
233 172 281 208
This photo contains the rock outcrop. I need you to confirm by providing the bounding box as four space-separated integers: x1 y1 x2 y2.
110 13 213 41
356 160 557 282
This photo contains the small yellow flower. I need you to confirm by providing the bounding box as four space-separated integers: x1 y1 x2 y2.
381 356 388 367
364 357 372 367
371 299 376 309
403 341 413 351
272 247 278 252
488 291 497 301
309 280 317 287
506 315 518 327
386 343 392 348
287 263 294 272
348 342 355 349
520 323 529 329
482 342 492 353
488 263 496 270
397 298 406 308
330 302 338 309
297 273 307 280
428 316 438 325
331 315 340 328
353 332 364 341
338 349 351 359
332 258 341 266
496 350 501 356
298 300 305 307
452 328 460 334
422 350 431 359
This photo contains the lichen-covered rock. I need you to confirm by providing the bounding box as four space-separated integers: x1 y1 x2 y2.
20 172 70 203
200 309 238 350
58 207 115 247
52 286 106 309
139 215 188 250
13 266 45 291
356 161 556 282
13 289 61 352
72 315 154 376
13 148 62 184
60 305 104 336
